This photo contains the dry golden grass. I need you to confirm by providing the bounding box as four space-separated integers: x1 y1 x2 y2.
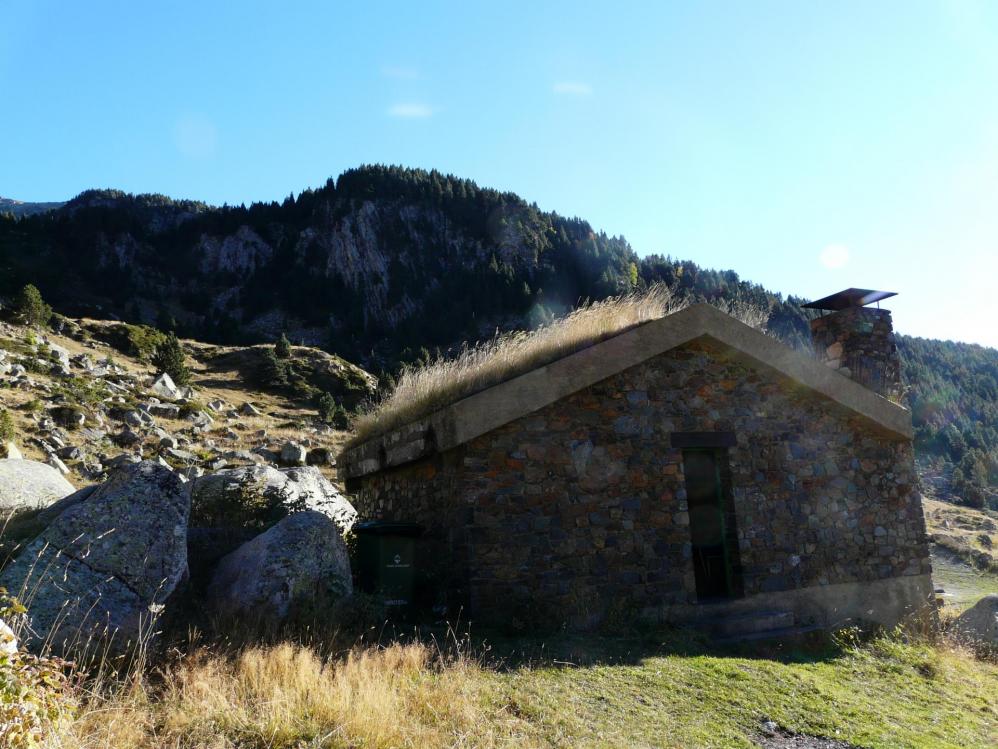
348 286 685 447
45 641 534 749
347 288 775 448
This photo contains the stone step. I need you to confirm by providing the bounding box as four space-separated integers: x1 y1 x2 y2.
710 610 795 638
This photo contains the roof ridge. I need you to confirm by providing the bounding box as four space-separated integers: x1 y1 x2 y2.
340 303 912 479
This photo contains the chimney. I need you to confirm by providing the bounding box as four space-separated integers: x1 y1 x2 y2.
804 288 901 399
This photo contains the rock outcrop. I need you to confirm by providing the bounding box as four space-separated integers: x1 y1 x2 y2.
0 459 75 513
207 510 351 620
0 461 190 652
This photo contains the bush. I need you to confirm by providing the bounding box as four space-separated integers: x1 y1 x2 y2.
14 284 52 328
151 332 191 386
0 589 74 748
275 332 292 359
316 392 350 429
258 348 290 388
0 409 14 443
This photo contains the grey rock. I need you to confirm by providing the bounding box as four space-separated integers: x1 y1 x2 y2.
0 461 190 652
148 403 180 419
47 454 70 476
159 435 179 449
149 372 181 401
207 511 351 620
306 447 334 466
280 442 307 466
240 402 262 416
952 595 998 647
0 459 75 512
191 465 356 534
0 441 22 460
165 447 198 463
50 405 85 429
115 428 143 447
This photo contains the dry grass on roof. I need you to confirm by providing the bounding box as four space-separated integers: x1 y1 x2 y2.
346 285 685 448
346 287 772 449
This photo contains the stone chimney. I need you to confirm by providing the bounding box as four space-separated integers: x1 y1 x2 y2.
805 289 901 400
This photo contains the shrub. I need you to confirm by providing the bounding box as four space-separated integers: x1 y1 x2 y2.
258 347 290 388
0 589 74 748
316 392 350 429
0 409 14 443
275 332 292 359
14 284 52 328
151 332 192 386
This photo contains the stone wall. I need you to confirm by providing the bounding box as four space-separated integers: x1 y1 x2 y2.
352 339 931 626
810 307 901 400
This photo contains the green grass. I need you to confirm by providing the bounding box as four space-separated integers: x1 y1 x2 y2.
932 547 998 611
480 632 998 749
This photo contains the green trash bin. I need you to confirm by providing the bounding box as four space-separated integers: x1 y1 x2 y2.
354 521 422 609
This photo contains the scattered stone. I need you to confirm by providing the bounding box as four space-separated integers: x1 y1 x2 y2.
165 447 198 463
207 511 351 620
0 441 22 460
149 372 181 400
47 454 70 475
160 435 179 449
207 399 225 412
149 402 181 419
56 445 83 461
115 428 143 447
306 447 334 466
240 402 262 417
50 405 86 429
280 441 307 466
0 461 190 653
0 458 75 512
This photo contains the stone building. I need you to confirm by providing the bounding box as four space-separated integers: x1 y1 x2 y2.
341 291 933 635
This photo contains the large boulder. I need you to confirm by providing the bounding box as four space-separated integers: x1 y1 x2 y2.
207 510 351 620
188 465 356 577
191 465 356 534
0 461 190 652
0 459 75 513
952 595 998 647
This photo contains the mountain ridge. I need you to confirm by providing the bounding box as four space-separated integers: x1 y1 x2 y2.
0 164 995 506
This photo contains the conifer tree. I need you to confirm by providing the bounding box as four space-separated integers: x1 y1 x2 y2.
14 284 52 327
275 332 292 359
152 332 191 386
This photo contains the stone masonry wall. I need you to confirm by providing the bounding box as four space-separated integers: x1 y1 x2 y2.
352 339 930 624
810 307 901 400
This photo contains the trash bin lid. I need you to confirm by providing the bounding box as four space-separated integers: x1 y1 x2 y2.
354 521 423 537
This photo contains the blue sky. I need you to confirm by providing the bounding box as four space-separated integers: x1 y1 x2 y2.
2 1 997 346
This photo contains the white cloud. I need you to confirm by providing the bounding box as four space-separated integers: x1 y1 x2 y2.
819 243 850 269
387 103 434 119
174 114 217 158
553 81 593 96
382 65 420 80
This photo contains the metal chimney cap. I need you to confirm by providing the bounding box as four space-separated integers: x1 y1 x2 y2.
802 288 897 311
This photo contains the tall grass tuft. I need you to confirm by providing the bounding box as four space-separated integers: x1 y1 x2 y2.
348 285 686 447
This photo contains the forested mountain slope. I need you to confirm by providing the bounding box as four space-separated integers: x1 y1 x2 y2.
1 165 996 505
